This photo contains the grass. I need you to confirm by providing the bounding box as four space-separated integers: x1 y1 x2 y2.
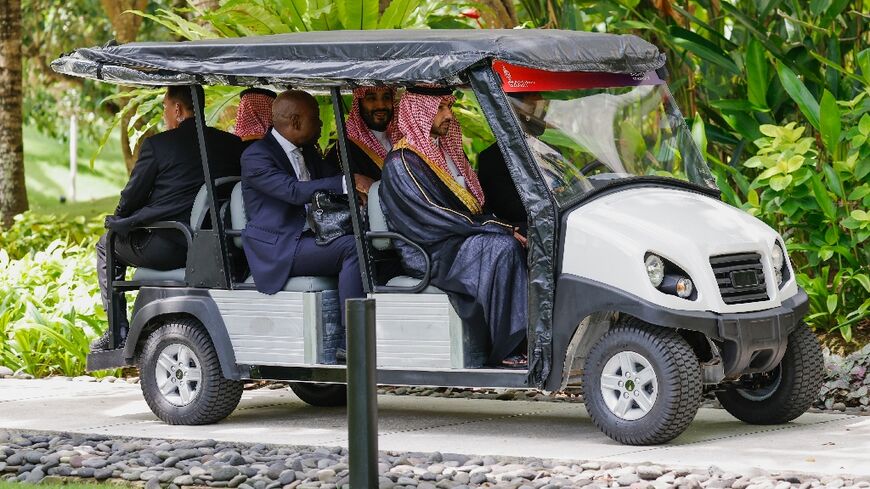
23 124 127 219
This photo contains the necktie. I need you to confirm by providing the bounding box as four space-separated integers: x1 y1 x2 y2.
292 147 313 232
293 147 310 181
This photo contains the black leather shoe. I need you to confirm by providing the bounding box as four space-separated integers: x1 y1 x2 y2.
89 327 127 352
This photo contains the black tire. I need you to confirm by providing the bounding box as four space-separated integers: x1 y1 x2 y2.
289 383 347 407
715 322 823 425
583 319 702 445
139 317 243 425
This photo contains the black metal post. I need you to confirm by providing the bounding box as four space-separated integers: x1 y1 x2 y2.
346 298 378 488
330 88 374 293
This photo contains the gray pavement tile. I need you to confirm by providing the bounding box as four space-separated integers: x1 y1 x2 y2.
0 378 866 477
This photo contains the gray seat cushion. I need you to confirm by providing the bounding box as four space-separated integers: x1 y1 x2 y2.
244 275 338 292
386 275 444 294
367 181 391 250
132 267 186 282
230 182 246 249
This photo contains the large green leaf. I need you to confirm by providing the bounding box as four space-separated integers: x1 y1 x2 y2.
746 38 769 109
669 26 740 75
278 0 311 32
822 164 845 200
858 49 870 85
819 90 841 155
337 0 379 30
776 62 821 131
378 0 420 29
811 174 837 221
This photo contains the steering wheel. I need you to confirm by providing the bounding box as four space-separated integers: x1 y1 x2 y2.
579 160 608 176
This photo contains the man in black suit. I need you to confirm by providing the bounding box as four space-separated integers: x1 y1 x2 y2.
477 93 548 233
240 90 372 328
92 86 244 351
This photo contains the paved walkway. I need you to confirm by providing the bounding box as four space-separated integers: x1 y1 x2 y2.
1 379 868 477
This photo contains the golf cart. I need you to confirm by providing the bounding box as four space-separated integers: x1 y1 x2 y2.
51 29 823 445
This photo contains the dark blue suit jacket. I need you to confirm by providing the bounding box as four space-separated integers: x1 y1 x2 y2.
240 130 343 294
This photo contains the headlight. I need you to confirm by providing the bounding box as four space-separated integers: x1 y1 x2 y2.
771 244 784 271
676 278 694 298
645 254 665 287
772 242 785 286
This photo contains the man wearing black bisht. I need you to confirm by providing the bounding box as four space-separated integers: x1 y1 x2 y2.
379 86 529 368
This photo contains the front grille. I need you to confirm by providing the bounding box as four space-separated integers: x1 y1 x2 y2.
710 252 769 304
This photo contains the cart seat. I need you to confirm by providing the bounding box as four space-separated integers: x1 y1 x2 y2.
133 268 187 282
230 182 337 292
243 274 337 292
368 180 445 294
131 181 213 282
385 275 442 293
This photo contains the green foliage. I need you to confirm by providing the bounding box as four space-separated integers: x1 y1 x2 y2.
0 212 116 378
733 117 869 341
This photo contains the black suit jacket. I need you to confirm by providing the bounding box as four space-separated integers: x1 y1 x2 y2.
477 142 528 227
241 129 343 294
324 140 382 181
107 118 243 233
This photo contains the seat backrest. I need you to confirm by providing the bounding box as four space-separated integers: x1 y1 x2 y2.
191 177 242 232
190 184 209 231
367 180 391 250
230 182 246 249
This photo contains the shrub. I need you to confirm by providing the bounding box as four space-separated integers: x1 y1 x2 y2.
0 212 114 377
726 118 869 341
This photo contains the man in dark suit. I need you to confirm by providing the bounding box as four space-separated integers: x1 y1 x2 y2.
92 86 244 351
477 93 547 233
240 90 373 326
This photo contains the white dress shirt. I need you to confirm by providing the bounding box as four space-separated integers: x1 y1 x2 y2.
271 128 346 192
371 129 392 153
434 137 467 189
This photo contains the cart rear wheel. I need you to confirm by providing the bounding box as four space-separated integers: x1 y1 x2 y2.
139 317 243 424
715 322 823 424
583 319 702 445
289 383 347 407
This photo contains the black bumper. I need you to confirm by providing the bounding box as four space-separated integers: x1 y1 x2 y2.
549 275 810 390
714 290 808 377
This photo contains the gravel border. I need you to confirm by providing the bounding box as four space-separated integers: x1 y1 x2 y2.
2 431 870 489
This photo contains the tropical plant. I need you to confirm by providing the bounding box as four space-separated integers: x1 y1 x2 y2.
0 212 118 377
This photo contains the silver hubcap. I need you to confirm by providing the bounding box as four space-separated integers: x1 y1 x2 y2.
155 344 202 407
600 350 658 421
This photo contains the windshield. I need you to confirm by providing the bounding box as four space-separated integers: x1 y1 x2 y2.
507 84 718 207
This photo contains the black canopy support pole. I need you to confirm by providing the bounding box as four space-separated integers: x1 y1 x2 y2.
468 64 558 388
190 85 232 288
330 87 373 293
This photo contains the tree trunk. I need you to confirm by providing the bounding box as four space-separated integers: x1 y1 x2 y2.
100 0 148 174
0 0 27 227
478 0 518 28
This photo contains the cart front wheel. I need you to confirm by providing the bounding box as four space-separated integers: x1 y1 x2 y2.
139 317 243 425
715 322 823 425
583 319 702 445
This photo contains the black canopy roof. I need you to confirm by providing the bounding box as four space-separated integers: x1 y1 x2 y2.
51 29 666 87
